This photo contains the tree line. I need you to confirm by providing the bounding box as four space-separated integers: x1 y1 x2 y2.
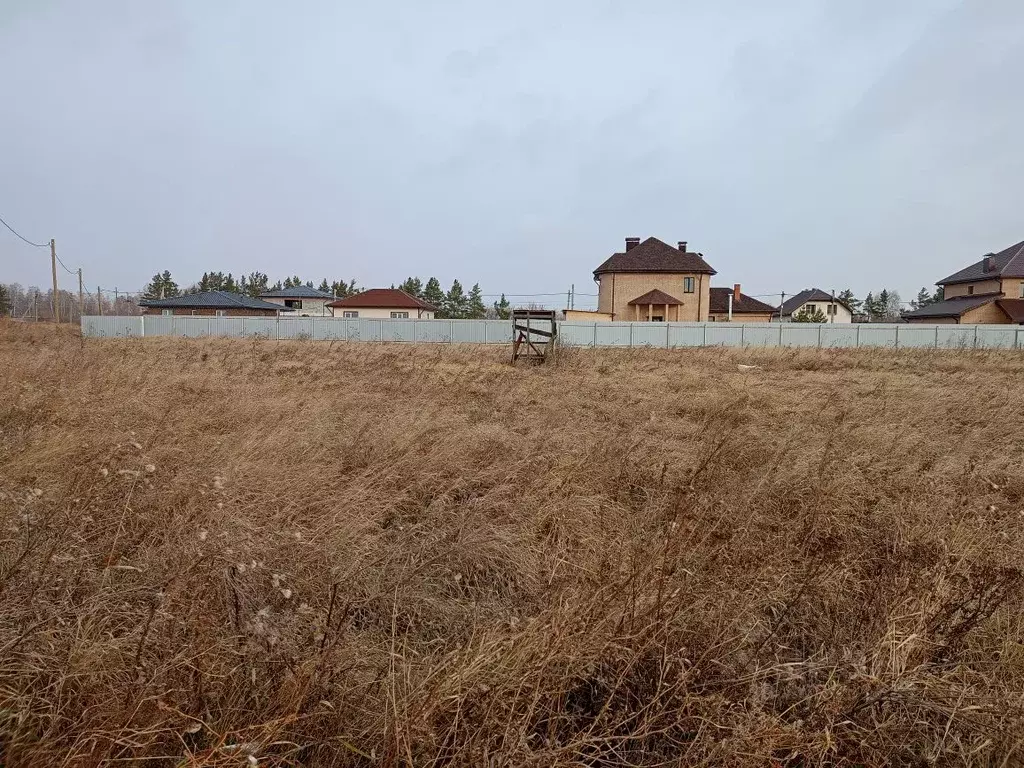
142 271 513 320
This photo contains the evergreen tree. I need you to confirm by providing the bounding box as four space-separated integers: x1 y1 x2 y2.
223 273 238 293
330 279 358 297
399 277 423 298
0 283 9 316
443 279 468 319
877 289 890 321
244 272 269 297
492 293 511 320
271 280 284 292
144 271 179 299
793 305 827 323
283 276 294 289
305 280 314 288
837 289 861 315
422 277 445 314
317 279 331 294
912 287 933 310
932 285 944 304
862 292 879 320
467 283 487 319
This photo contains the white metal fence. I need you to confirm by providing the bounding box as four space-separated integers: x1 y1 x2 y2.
81 316 1024 350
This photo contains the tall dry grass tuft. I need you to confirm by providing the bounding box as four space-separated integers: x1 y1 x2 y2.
1 320 1024 765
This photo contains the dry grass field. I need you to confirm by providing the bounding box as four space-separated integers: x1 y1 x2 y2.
2 321 1024 766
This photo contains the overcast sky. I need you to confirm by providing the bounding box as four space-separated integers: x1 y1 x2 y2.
2 0 1022 308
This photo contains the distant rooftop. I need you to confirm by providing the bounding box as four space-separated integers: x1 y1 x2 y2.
260 286 335 299
138 291 289 311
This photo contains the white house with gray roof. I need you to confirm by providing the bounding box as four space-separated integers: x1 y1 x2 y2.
776 289 853 323
259 286 336 317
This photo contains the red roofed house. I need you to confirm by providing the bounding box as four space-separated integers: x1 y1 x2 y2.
708 285 776 322
327 288 438 319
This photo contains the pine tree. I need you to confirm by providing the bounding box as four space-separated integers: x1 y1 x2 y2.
912 287 933 310
223 273 238 293
492 293 511 320
283 277 294 289
862 292 878 320
144 271 179 299
317 279 330 294
467 283 487 319
422 277 445 315
399 277 423 298
793 305 827 323
444 279 468 319
0 283 10 316
932 286 944 304
837 289 861 315
244 272 269 297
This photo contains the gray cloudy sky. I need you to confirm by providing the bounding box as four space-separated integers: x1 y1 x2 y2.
2 0 1022 308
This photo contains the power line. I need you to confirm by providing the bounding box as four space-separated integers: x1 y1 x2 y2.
54 250 77 275
0 214 48 248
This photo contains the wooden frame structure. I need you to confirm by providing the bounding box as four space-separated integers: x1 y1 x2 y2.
511 309 557 364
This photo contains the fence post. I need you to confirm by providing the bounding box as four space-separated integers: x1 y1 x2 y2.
935 326 939 349
856 324 860 348
740 324 745 347
1017 326 1021 350
276 317 281 341
894 324 899 350
703 324 708 348
666 323 670 349
974 326 978 349
450 319 454 344
629 323 634 348
593 323 597 347
779 323 784 347
817 325 822 348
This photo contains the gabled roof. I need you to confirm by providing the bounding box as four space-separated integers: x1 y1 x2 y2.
138 291 289 311
997 299 1024 323
628 289 683 306
327 288 437 310
709 288 776 314
938 240 1024 286
778 289 850 316
901 295 999 319
593 237 716 276
260 286 334 299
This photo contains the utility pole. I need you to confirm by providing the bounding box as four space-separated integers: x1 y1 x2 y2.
50 238 59 323
571 284 575 310
33 291 38 322
830 289 836 324
97 287 103 316
78 268 84 320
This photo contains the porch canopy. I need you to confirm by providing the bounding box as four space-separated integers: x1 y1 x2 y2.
627 289 682 321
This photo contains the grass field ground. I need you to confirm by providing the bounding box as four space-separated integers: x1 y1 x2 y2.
2 321 1024 766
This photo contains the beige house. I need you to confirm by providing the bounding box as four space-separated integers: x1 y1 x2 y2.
776 289 853 323
708 286 776 322
260 286 336 316
594 237 716 321
903 240 1024 324
327 288 437 319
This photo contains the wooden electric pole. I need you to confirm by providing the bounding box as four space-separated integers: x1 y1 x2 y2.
50 238 59 323
78 268 84 320
97 287 103 316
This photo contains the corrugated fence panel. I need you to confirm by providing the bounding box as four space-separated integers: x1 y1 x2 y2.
667 324 706 347
739 324 780 347
977 327 1019 349
81 316 144 337
704 324 744 346
594 323 635 347
819 325 858 348
78 317 1024 351
782 325 822 347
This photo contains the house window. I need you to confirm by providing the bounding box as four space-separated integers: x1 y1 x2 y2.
285 299 302 309
342 310 359 318
215 310 227 317
968 285 974 295
683 277 695 293
650 315 664 322
1019 283 1024 299
390 311 409 319
161 309 173 316
827 305 836 315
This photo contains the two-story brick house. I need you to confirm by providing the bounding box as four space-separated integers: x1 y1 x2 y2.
904 240 1024 324
594 237 716 321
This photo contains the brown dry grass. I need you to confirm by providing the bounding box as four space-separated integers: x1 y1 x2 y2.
2 321 1024 767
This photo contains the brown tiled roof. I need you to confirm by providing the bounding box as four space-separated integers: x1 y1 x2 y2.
778 289 852 316
902 295 999 319
594 237 717 276
709 288 776 314
938 240 1024 285
996 299 1024 323
627 289 683 306
327 288 437 310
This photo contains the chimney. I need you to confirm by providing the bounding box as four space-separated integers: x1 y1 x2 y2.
625 237 640 251
733 283 741 303
678 241 688 252
984 254 995 272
